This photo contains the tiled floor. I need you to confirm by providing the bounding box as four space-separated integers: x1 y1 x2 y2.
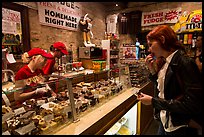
142 119 160 135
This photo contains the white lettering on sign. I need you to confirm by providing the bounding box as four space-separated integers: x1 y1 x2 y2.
186 22 202 30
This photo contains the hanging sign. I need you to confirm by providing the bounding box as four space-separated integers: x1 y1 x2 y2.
173 9 202 33
141 8 181 26
2 8 21 34
37 2 82 31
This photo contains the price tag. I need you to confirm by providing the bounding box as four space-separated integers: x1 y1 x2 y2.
100 91 106 95
6 53 16 63
14 122 36 135
2 112 14 122
44 114 54 123
20 111 36 119
94 94 99 98
37 100 46 106
14 107 26 116
82 86 88 92
63 106 71 114
2 93 11 106
2 131 11 135
47 97 55 102
76 100 82 108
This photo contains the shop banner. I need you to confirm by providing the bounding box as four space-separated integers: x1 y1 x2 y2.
141 8 181 26
2 8 21 34
37 2 82 31
173 10 202 33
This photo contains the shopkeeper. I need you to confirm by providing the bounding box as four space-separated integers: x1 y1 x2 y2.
42 41 68 75
14 48 56 104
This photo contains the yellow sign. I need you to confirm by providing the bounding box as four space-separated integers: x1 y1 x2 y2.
173 9 202 33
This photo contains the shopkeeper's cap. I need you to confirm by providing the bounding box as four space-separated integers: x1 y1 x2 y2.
53 42 68 55
27 48 53 59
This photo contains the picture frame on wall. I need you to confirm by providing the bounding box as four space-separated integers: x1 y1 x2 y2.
122 44 137 59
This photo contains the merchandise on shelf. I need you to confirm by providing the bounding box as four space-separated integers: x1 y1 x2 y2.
92 60 106 70
101 39 120 78
173 9 202 58
177 31 200 58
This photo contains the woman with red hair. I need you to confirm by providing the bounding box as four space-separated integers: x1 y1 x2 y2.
137 25 202 135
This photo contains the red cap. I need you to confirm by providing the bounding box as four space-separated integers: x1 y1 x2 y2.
27 48 53 59
53 42 68 55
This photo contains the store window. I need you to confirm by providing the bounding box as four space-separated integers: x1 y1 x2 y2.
2 2 31 58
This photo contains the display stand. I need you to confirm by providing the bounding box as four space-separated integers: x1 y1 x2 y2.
101 39 120 78
65 77 79 123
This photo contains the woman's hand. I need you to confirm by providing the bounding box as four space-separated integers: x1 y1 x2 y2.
196 49 201 57
145 54 157 74
137 92 153 105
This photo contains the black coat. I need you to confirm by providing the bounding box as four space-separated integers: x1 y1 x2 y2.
150 50 202 127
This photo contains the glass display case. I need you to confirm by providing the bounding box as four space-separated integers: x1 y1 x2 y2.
128 60 150 88
2 59 153 135
2 74 75 135
120 59 150 88
2 66 129 135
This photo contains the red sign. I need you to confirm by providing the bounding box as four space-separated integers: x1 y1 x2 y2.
142 8 181 26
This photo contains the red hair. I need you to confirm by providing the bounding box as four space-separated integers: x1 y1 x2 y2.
146 25 184 51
